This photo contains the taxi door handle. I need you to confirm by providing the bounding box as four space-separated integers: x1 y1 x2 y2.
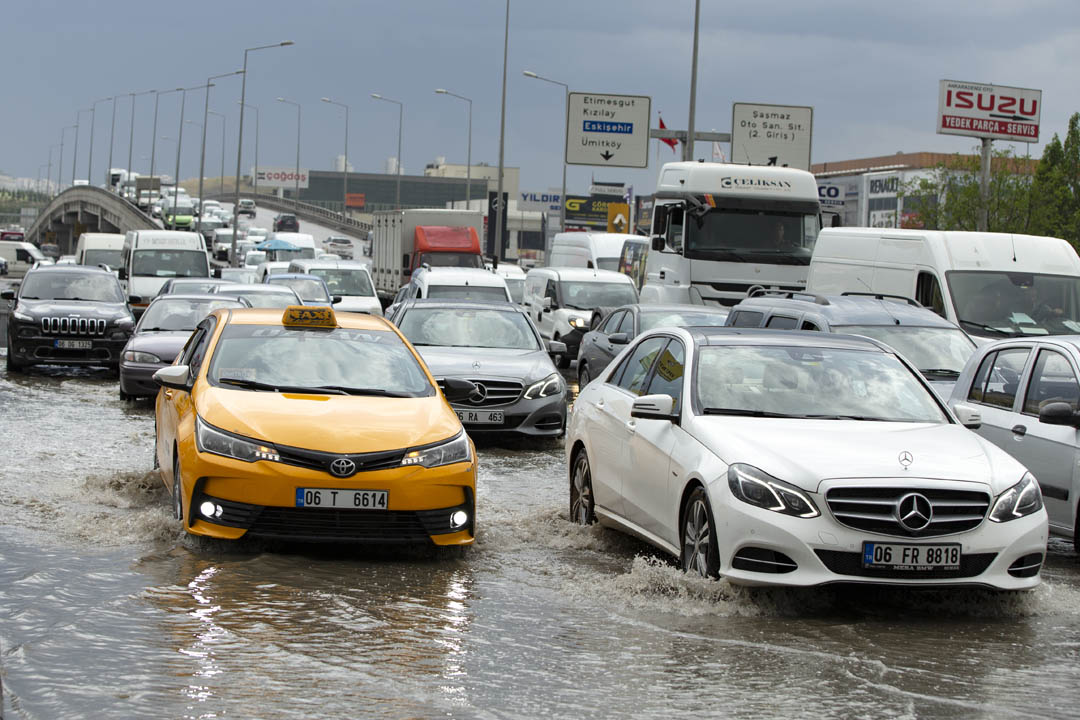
163 389 173 399
1012 424 1027 437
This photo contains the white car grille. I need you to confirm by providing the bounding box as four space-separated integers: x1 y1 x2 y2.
825 486 990 537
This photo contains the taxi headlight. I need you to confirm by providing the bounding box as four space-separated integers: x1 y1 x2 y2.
196 416 280 463
727 463 819 518
401 431 471 469
568 317 588 329
524 373 562 400
123 351 162 363
989 472 1043 522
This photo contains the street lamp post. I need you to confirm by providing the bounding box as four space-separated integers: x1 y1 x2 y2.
107 94 121 188
171 83 212 226
435 89 472 207
126 89 154 187
231 40 294 266
321 97 350 216
150 88 183 184
238 102 260 197
370 94 403 209
197 71 243 234
494 0 510 262
684 0 701 162
209 110 226 197
523 70 568 244
47 144 58 196
72 110 89 185
59 126 74 191
276 97 302 210
88 96 110 187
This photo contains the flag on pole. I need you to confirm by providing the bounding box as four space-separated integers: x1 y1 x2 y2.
658 114 678 153
711 141 726 162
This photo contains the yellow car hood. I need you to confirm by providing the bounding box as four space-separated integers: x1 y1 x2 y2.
196 386 461 453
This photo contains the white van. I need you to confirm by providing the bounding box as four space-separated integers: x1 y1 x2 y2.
385 267 512 319
807 227 1080 341
490 262 527 304
255 261 292 283
547 232 638 271
75 233 125 270
523 267 639 367
0 241 47 278
120 230 209 313
287 259 382 316
268 232 316 262
211 228 237 262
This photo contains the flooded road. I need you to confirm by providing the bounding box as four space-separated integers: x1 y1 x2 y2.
3 359 1080 719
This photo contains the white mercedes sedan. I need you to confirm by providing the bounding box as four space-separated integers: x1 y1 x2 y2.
566 328 1048 589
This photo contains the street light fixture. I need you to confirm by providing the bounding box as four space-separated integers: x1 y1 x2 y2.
171 83 214 224
231 40 295 266
523 70 569 242
209 110 226 198
277 97 302 210
238 102 260 197
126 89 155 187
72 109 90 185
321 97 350 216
197 70 243 233
87 96 111 186
371 93 403 209
435 89 473 207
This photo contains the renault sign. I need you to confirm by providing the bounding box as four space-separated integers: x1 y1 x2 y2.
566 92 651 168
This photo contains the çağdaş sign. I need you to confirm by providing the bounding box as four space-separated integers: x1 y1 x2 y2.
565 92 651 169
937 80 1041 143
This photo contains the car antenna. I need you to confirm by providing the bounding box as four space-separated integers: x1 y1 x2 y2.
1011 234 1017 262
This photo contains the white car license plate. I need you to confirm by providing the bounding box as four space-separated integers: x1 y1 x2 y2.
455 409 504 424
295 488 387 509
862 542 961 570
55 339 92 350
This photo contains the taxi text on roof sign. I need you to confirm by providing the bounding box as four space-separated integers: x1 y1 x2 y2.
283 305 337 328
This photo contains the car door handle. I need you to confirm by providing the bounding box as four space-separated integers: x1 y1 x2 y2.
163 389 173 399
1012 424 1027 437
596 399 604 409
625 420 636 433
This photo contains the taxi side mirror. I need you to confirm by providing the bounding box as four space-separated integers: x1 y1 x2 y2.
441 377 477 404
153 364 192 392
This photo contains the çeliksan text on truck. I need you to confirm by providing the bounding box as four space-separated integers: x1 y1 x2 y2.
641 161 822 306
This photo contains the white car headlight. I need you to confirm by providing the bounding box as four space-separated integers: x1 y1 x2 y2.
401 431 471 469
524 373 562 400
568 317 588 329
989 472 1043 522
123 351 162 363
727 463 819 518
196 415 280 463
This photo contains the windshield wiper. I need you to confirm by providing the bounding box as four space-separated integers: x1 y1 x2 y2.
920 368 961 378
701 408 799 418
563 303 592 310
19 296 41 300
314 386 412 397
798 414 891 421
219 377 348 395
957 318 1016 337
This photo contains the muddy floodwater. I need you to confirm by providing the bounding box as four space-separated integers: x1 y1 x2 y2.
3 359 1080 719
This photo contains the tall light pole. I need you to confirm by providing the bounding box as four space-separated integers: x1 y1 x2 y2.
435 89 473 207
59 126 74 191
47 144 59 196
196 71 243 233
150 88 182 183
172 83 211 224
106 94 121 187
231 40 294 266
209 110 226 197
88 96 110 186
72 110 89 185
523 70 568 240
494 0 510 262
321 97 350 215
370 93 403 209
684 0 701 162
276 97 302 209
126 89 154 184
238 102 260 197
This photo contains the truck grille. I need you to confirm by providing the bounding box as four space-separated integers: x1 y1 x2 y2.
438 378 523 407
40 317 107 335
825 486 990 537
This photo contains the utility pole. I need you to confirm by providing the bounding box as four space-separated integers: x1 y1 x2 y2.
978 138 991 232
683 0 701 161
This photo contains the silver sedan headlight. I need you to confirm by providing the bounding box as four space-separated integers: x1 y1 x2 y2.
727 463 820 518
568 317 588 330
989 472 1043 522
524 373 562 400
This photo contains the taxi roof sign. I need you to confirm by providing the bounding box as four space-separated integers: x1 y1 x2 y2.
282 305 337 329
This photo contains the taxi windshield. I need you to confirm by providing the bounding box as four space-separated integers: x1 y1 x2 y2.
397 307 540 349
207 324 434 397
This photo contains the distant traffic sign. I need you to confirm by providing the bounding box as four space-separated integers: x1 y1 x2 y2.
730 103 813 171
566 92 651 168
937 80 1041 143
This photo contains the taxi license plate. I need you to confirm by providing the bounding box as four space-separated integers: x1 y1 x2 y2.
55 339 92 350
862 542 961 571
295 488 387 510
456 409 503 424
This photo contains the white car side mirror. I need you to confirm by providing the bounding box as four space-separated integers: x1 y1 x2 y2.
631 393 678 423
951 402 982 429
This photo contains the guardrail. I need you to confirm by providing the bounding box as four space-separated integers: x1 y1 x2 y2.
25 185 158 244
208 191 373 237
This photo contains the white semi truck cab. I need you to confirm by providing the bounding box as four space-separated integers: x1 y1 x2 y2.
640 162 822 306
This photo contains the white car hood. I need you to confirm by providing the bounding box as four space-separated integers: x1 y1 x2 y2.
334 295 382 315
689 418 1025 495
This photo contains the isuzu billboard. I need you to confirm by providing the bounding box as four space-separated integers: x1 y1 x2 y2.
937 80 1041 143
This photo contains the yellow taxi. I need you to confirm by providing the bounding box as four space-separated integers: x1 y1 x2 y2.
152 305 479 546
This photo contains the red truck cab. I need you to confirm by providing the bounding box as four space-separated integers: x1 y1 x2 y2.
410 225 483 274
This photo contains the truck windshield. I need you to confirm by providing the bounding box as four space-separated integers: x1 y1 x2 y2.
132 249 209 278
418 252 484 269
947 270 1080 337
83 249 124 267
686 209 818 265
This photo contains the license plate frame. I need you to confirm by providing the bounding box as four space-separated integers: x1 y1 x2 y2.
55 339 92 350
295 488 388 510
455 408 504 425
862 541 961 571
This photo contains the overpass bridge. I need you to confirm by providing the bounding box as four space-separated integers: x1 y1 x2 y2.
25 186 157 251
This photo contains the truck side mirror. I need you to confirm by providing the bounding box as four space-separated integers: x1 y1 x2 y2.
117 267 128 280
542 296 552 310
651 234 665 252
402 253 410 270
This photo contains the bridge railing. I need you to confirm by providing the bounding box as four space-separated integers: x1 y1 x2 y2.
208 191 373 237
25 185 157 244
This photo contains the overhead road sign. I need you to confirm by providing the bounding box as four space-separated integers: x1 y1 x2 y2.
937 79 1041 143
566 92 651 168
731 103 813 171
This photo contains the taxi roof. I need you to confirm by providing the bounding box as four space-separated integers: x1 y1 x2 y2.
216 306 392 331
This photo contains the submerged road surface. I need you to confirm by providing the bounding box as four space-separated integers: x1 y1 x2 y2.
2 359 1080 718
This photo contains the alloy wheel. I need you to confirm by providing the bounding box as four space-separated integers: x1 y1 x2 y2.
570 451 595 525
681 489 719 578
172 455 184 523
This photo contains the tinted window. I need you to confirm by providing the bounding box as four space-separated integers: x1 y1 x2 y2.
766 315 798 330
601 310 625 334
615 311 635 335
729 310 764 328
800 320 821 331
1024 350 1080 415
616 337 667 396
968 348 1030 409
426 285 509 302
644 340 686 411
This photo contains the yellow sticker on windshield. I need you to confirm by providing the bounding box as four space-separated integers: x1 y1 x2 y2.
282 305 337 328
655 348 685 383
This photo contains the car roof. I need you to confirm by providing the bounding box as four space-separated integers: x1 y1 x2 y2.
396 298 525 313
528 267 631 282
220 307 392 331
732 292 957 328
630 303 728 314
416 267 506 285
25 264 114 277
270 273 326 282
976 335 1080 351
148 293 245 303
290 259 370 270
217 283 296 294
687 327 892 352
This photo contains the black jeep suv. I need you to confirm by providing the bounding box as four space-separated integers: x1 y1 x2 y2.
3 265 135 373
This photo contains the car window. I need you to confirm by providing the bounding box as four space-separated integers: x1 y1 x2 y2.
600 310 625 334
800 320 821 331
967 347 1030 409
1023 349 1080 415
188 319 217 377
615 311 635 335
766 315 798 330
545 280 558 302
729 310 763 328
643 339 686 411
916 272 946 317
615 337 667 396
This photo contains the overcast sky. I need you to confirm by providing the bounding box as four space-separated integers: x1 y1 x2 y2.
9 0 1080 194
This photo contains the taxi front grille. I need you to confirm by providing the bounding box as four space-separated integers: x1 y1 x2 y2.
249 507 432 542
273 445 405 475
825 486 990 538
40 317 107 335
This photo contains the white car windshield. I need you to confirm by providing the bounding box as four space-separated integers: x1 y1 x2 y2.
832 325 976 376
948 270 1080 337
132 249 208 278
426 285 508 302
560 281 638 310
269 277 330 302
398 307 539 350
695 345 947 422
309 269 374 296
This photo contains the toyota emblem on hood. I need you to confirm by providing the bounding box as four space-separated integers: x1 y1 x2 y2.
329 457 357 478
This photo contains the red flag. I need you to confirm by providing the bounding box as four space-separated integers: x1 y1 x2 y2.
658 115 678 152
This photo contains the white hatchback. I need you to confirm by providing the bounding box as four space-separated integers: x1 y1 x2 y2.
566 328 1048 590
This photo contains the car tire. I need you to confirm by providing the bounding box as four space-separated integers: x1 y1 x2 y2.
569 449 596 525
5 344 22 373
590 311 604 331
578 362 591 387
1074 507 1080 552
554 334 571 369
172 454 184 525
681 486 720 579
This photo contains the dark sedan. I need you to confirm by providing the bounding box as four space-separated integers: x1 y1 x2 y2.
273 213 299 232
575 303 729 386
118 293 247 399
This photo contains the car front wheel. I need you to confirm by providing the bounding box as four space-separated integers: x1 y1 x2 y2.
681 487 720 579
172 455 184 525
578 362 591 387
569 449 595 525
